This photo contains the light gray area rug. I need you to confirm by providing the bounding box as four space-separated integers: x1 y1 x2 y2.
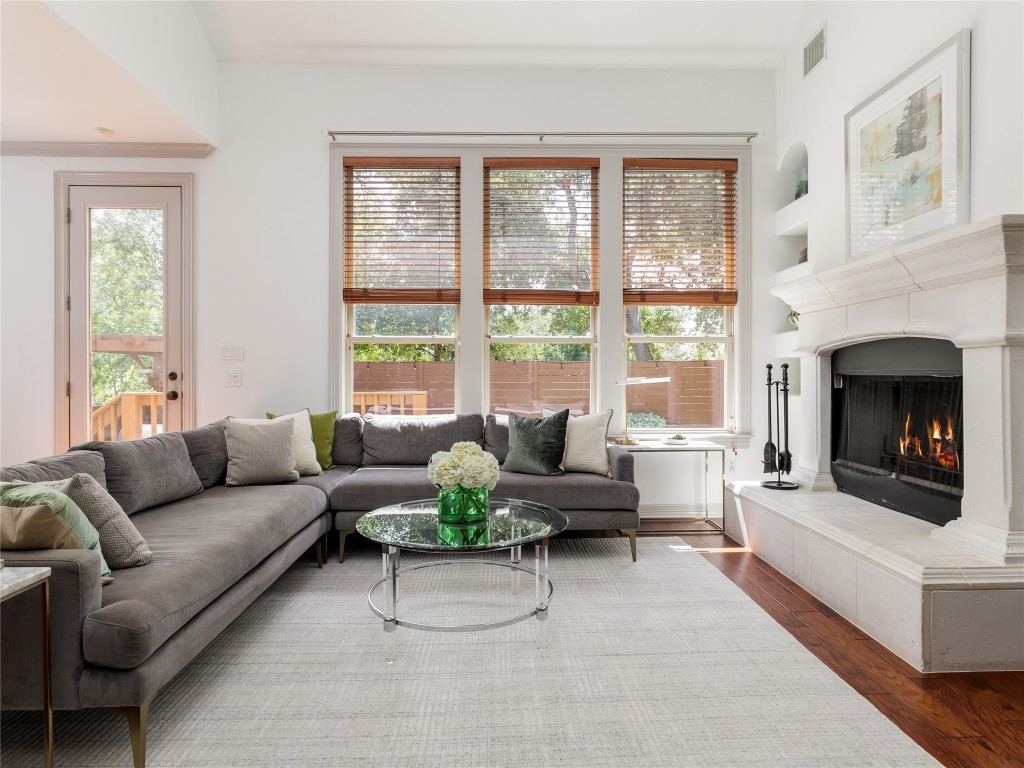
2 538 938 767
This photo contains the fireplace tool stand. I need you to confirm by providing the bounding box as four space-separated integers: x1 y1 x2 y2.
762 363 798 490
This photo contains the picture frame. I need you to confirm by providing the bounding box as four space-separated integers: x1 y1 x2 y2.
845 29 970 259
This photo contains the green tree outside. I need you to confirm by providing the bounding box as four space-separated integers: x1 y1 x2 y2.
89 208 164 408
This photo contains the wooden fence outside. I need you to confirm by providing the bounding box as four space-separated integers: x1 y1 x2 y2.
353 360 724 426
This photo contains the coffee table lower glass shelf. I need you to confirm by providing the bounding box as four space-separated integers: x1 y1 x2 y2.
356 497 568 661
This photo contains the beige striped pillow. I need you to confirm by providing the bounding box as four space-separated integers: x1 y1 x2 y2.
541 409 613 476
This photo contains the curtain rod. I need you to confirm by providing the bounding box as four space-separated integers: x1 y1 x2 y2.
324 130 761 143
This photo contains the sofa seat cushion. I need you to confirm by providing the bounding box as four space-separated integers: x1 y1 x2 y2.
330 466 436 511
81 484 327 670
296 465 357 500
493 471 639 511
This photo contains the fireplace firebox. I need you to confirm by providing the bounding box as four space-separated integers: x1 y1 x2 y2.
831 338 963 527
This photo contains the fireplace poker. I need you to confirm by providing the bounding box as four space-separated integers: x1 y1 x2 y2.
776 380 782 478
763 364 778 473
780 363 793 474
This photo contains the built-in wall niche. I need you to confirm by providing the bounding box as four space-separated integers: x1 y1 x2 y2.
775 140 809 277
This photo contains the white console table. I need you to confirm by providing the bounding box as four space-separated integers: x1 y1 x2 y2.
615 440 727 533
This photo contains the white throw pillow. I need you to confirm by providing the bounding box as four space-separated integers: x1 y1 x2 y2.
541 408 613 476
224 418 300 486
267 410 322 476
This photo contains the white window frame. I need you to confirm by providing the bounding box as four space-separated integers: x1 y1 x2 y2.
329 143 751 447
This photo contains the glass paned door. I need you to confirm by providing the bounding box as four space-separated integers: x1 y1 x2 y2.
68 186 184 445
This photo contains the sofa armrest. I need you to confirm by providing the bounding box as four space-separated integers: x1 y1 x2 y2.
606 445 634 484
1 548 104 710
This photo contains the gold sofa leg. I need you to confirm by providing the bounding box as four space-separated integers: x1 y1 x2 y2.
110 695 154 768
620 529 638 562
339 529 355 563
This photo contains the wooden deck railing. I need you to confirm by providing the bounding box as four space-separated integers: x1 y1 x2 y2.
352 390 428 416
91 392 164 442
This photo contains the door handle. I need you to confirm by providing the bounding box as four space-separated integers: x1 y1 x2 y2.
166 390 179 401
167 371 178 381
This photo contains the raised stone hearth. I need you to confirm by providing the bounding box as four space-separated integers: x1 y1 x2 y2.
727 215 1024 672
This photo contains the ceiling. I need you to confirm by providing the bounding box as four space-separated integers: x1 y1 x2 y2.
192 1 807 69
1 1 806 146
0 1 209 144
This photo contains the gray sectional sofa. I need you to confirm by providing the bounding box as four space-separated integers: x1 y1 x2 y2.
0 412 638 767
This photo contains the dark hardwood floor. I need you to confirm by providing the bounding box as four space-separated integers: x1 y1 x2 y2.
635 521 1024 768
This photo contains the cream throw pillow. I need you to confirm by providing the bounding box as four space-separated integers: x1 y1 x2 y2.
267 410 321 476
541 408 613 476
225 418 300 486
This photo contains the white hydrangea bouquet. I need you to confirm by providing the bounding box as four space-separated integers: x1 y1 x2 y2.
427 442 499 525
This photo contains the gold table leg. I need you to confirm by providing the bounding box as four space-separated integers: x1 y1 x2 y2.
42 577 53 768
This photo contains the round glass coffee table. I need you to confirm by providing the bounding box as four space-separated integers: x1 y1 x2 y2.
356 497 568 661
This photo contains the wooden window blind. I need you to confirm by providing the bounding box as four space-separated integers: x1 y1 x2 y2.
484 158 599 306
344 157 460 304
623 159 737 307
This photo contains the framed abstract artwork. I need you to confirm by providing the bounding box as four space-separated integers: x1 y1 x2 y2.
845 30 970 258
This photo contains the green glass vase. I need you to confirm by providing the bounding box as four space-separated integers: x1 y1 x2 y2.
438 522 490 548
437 486 489 525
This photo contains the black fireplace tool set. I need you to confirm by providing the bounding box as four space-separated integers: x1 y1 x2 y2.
762 363 798 490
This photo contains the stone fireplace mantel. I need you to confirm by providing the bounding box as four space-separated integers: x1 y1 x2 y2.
725 215 1023 672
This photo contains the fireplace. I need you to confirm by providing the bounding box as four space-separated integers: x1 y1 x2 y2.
736 216 1024 673
831 338 963 526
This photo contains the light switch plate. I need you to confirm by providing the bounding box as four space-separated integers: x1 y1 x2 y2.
221 344 244 360
223 368 242 387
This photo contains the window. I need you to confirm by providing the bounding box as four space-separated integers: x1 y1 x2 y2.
484 159 598 415
622 160 737 430
344 158 459 415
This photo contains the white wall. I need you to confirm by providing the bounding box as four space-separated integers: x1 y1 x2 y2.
775 1 1024 272
1 63 782 504
46 0 220 144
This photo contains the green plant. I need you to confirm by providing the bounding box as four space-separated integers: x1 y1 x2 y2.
627 412 667 429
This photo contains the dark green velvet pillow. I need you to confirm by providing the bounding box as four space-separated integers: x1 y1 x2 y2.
501 410 569 476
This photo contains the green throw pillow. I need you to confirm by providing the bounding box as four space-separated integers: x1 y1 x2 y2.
0 482 113 578
268 409 337 470
501 410 569 476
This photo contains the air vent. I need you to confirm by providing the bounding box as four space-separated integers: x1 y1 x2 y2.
803 26 826 76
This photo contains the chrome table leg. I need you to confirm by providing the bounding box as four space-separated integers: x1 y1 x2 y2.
383 545 398 663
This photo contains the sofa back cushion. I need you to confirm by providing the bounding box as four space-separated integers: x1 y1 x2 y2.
361 413 484 466
331 413 364 466
1 450 106 487
179 420 228 488
72 434 203 515
483 414 510 463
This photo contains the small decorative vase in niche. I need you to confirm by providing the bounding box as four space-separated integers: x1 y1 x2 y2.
437 486 489 525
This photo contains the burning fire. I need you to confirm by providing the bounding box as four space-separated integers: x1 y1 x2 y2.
899 412 960 470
